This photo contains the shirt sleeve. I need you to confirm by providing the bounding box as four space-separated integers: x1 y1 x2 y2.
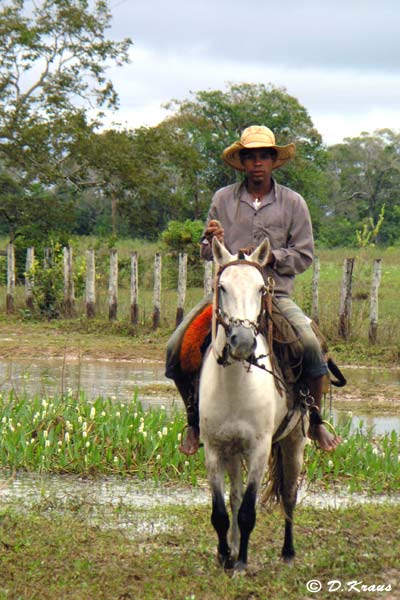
200 196 219 261
271 194 314 276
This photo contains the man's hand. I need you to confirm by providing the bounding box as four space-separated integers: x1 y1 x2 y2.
204 219 224 243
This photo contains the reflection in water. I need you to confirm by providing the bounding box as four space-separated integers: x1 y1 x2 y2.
0 470 398 538
0 359 399 434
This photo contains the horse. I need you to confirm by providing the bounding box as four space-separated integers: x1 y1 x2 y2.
199 236 307 572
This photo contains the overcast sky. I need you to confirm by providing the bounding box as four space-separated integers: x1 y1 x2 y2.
102 0 400 146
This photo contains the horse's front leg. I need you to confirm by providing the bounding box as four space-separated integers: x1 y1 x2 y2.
235 440 270 572
226 454 243 561
206 446 234 569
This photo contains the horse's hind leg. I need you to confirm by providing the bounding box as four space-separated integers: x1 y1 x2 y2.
206 447 234 569
278 422 307 563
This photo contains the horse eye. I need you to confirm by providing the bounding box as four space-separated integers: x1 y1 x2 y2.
218 284 226 293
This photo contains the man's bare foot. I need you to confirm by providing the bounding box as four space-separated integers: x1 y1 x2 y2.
308 423 342 452
179 426 200 456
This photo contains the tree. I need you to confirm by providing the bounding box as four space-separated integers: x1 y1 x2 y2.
0 0 132 183
325 129 400 244
163 82 328 228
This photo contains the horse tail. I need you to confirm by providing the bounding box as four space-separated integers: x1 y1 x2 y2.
261 443 284 508
328 357 347 387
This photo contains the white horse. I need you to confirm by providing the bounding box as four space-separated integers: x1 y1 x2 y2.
199 237 307 572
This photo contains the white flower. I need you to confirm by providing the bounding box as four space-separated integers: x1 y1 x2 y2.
177 433 182 442
111 395 116 401
64 432 70 443
82 421 87 431
45 440 50 448
113 456 118 463
160 405 166 411
156 454 161 460
327 460 334 469
90 407 96 419
78 415 83 424
115 411 121 417
82 431 88 439
42 399 48 409
184 461 189 467
101 411 106 417
66 421 73 432
162 427 168 436
157 431 162 439
43 430 48 439
58 441 63 447
1 416 6 424
142 431 147 439
372 447 379 455
85 441 90 448
139 422 144 433
30 438 36 444
347 411 353 418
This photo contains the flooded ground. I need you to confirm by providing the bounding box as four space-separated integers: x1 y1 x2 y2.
0 357 399 434
1 470 399 539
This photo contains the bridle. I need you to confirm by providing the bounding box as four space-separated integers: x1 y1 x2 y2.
211 257 293 431
212 259 273 365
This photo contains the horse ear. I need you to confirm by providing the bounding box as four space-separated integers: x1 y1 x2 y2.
248 238 271 267
212 237 233 266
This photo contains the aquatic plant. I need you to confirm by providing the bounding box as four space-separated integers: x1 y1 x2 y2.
0 391 399 493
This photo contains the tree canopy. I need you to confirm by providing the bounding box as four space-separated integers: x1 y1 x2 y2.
0 0 132 182
322 129 400 245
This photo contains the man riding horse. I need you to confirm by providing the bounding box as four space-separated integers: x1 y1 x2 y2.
166 125 342 455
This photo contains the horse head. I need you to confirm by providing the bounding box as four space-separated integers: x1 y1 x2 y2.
212 237 271 361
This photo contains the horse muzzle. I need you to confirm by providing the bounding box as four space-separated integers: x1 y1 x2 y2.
227 325 257 360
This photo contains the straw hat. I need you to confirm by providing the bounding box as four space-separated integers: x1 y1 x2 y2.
222 125 296 171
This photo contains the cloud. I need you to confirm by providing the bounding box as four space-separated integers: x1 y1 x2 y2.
102 0 400 144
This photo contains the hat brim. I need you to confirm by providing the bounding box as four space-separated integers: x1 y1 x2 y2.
222 141 296 171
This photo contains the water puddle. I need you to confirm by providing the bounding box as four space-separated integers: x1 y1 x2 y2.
1 471 399 540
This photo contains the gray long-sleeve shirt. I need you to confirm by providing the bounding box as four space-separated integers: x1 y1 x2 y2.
201 179 314 296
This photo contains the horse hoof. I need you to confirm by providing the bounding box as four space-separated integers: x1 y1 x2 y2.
217 553 234 570
233 560 247 575
281 553 295 566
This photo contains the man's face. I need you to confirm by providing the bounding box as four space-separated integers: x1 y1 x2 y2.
239 148 276 184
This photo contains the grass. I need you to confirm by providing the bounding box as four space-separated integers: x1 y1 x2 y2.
0 391 399 493
0 502 399 599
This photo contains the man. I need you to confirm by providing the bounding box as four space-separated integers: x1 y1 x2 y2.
166 125 341 455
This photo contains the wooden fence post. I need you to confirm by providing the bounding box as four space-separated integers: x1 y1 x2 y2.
152 253 162 329
130 251 139 325
25 247 35 310
85 249 96 318
204 260 213 297
176 253 188 326
63 246 75 317
108 248 118 321
311 255 320 324
369 258 382 344
6 243 15 314
338 257 355 339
